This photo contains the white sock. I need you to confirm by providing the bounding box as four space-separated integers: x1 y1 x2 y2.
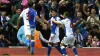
62 54 68 56
62 54 65 56
75 55 78 56
65 55 68 56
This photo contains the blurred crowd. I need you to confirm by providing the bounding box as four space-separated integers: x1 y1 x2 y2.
0 0 100 47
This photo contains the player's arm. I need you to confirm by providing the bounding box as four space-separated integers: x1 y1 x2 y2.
53 20 61 25
42 18 51 28
37 14 51 28
17 16 22 28
42 18 49 24
36 16 46 26
36 16 48 30
17 10 24 29
32 10 45 26
51 19 65 29
51 18 61 25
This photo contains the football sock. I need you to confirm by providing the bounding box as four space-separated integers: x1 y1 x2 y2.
47 45 52 56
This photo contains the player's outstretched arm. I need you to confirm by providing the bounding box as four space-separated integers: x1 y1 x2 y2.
36 16 45 25
51 19 65 29
42 18 49 24
41 18 51 29
36 16 47 30
51 18 61 25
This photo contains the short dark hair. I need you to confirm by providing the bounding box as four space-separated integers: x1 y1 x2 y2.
63 12 69 17
51 9 57 13
28 0 34 7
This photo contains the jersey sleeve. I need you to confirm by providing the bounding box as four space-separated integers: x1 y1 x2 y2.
60 20 65 24
56 17 62 24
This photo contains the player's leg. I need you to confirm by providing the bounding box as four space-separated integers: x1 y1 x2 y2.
47 42 52 56
30 38 35 55
72 46 78 56
47 33 55 56
30 28 35 55
25 35 31 46
70 35 78 56
24 26 31 47
60 37 68 56
53 35 62 55
60 43 68 56
53 43 63 55
25 35 31 53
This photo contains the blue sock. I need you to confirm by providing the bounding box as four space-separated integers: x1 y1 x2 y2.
25 39 30 46
31 41 35 53
47 45 52 56
55 46 62 54
61 46 67 55
72 46 78 55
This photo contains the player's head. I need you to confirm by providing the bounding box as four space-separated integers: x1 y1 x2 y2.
63 12 69 18
28 0 34 7
51 9 57 17
77 11 82 18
